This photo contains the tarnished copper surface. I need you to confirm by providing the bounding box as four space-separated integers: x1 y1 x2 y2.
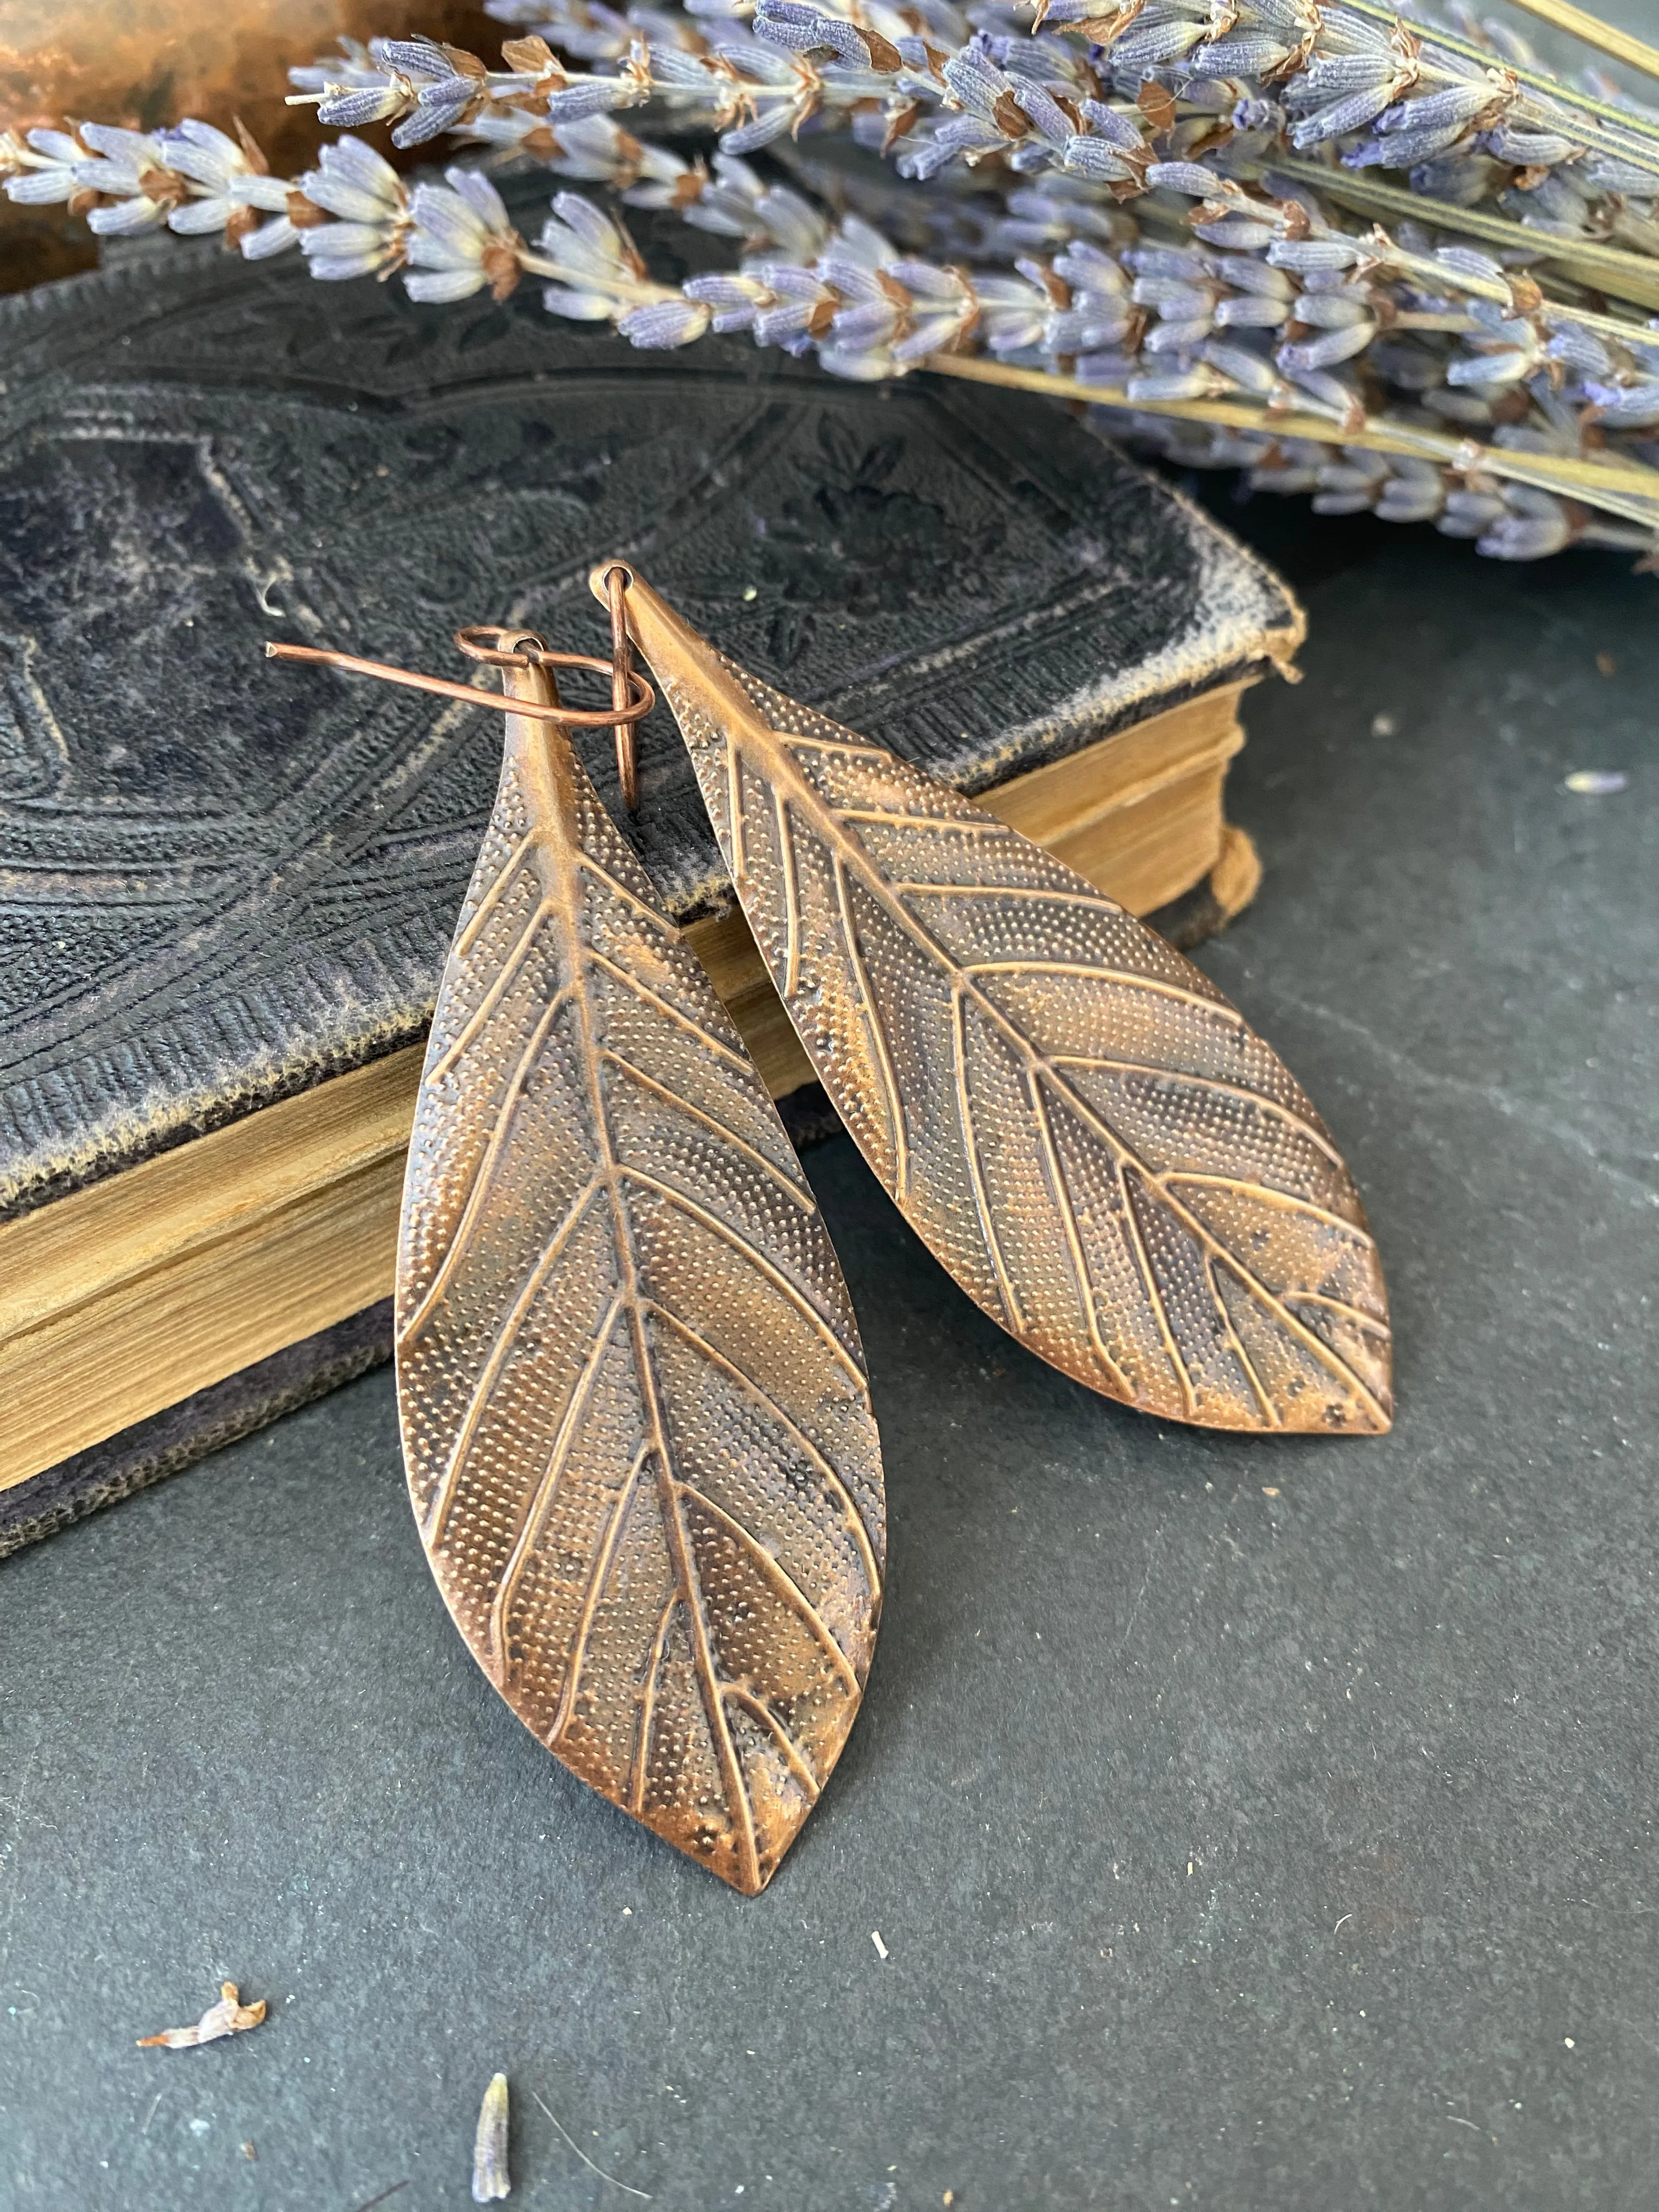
597 566 1392 1437
269 633 656 731
602 563 641 815
392 643 885 1894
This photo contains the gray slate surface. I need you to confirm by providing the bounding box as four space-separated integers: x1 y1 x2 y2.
1 517 1655 2211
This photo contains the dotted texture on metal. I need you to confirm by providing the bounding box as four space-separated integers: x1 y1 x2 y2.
620 577 1391 1437
395 686 885 1893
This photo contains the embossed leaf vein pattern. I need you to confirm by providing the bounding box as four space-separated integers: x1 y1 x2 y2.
394 696 884 1893
621 584 1391 1437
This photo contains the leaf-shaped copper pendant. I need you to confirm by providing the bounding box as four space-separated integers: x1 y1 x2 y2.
397 650 885 1893
597 568 1391 1437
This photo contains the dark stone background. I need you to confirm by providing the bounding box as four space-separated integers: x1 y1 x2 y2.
2 490 1655 2209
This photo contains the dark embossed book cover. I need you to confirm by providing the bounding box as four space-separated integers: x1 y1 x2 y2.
0 215 1299 1550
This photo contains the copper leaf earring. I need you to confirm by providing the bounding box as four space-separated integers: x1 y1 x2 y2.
592 565 1391 1439
269 628 884 1894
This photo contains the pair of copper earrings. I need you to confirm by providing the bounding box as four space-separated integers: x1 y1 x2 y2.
272 565 1390 1895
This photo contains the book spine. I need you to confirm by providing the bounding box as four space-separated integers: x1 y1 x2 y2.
0 1301 393 1560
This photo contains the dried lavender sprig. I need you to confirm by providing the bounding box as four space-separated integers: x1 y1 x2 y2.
1100 407 1658 559
466 0 1659 216
286 5 1659 399
486 139 1659 527
280 6 1164 190
1131 162 1659 423
490 0 1659 145
666 148 1659 441
9 8 1659 556
11 98 1658 504
607 15 1659 352
469 143 1659 527
289 16 943 163
1034 0 1659 188
0 119 287 244
272 4 1659 291
308 150 703 320
0 107 701 328
269 0 1659 292
13 75 1659 447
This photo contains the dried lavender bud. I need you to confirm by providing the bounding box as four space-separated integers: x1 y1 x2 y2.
137 1981 267 2050
1268 238 1368 272
403 171 523 303
1378 81 1495 137
619 295 713 345
1583 380 1659 427
1375 468 1447 524
1147 160 1232 198
151 121 263 238
683 269 770 330
1 127 84 205
1290 83 1401 150
1486 127 1579 166
473 2073 510 2203
1129 364 1230 399
546 78 644 120
1480 507 1573 559
1215 292 1291 328
1278 323 1374 370
1200 338 1282 393
1295 292 1373 330
71 126 186 236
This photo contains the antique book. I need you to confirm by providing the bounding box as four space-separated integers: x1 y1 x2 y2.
0 215 1301 1553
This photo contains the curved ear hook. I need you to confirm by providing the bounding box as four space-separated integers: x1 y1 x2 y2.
452 625 555 668
601 567 641 816
265 633 656 738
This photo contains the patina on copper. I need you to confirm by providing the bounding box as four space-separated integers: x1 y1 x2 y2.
268 635 656 729
602 564 641 815
270 629 885 1894
593 563 1393 1437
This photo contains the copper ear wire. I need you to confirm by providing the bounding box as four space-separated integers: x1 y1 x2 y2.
460 612 642 812
265 633 655 737
602 567 640 815
452 625 554 669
